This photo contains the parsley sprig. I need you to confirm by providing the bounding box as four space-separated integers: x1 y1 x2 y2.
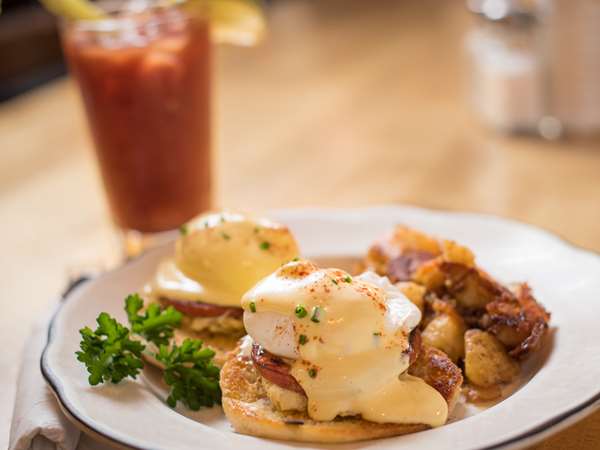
76 295 220 411
76 313 145 385
125 294 182 347
157 339 221 409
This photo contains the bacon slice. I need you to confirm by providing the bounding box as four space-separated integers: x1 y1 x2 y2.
251 343 306 395
159 297 243 318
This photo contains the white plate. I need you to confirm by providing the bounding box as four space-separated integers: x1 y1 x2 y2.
42 206 600 450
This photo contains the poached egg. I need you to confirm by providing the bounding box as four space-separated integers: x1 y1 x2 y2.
147 212 300 307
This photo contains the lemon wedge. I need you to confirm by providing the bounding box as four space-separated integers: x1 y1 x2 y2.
39 0 104 20
186 0 266 46
39 0 266 45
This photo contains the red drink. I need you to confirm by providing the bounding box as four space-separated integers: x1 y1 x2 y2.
62 5 212 233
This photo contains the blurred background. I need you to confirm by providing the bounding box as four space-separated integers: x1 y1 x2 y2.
1 1 600 446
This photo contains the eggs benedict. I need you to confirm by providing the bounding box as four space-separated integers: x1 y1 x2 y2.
144 211 299 365
220 260 463 442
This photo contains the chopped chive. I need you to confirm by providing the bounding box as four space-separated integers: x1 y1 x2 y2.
298 334 308 345
330 277 339 285
295 305 307 319
221 232 231 240
249 302 256 313
343 275 352 283
310 306 321 323
179 224 188 235
292 257 300 262
260 241 270 250
373 331 382 336
308 368 317 378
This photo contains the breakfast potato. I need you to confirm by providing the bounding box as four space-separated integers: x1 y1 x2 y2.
440 264 505 310
397 282 427 315
421 302 466 362
440 240 475 267
485 283 551 359
365 226 442 283
412 261 446 291
464 329 519 387
390 226 442 254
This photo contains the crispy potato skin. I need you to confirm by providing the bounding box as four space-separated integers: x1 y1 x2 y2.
438 263 512 311
365 226 440 282
408 345 463 411
464 329 519 387
484 283 550 359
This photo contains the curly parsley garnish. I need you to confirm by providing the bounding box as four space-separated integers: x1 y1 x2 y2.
156 339 221 410
76 313 144 385
125 294 182 347
76 295 219 411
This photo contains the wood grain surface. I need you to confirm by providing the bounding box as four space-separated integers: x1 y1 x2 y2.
1 1 598 448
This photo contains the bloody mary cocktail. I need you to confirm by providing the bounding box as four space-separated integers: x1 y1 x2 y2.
62 4 212 234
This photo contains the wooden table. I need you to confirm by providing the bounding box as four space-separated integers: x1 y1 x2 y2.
1 1 599 448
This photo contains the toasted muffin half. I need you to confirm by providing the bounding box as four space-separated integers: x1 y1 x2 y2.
220 350 429 443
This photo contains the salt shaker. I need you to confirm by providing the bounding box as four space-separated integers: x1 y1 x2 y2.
465 0 544 134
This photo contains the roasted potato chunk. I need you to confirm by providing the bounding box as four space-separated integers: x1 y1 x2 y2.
364 226 440 282
485 283 550 359
441 240 475 267
464 329 519 387
439 263 510 310
397 281 427 314
408 345 464 411
422 303 466 362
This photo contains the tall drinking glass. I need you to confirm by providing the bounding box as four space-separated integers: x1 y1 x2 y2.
61 2 212 256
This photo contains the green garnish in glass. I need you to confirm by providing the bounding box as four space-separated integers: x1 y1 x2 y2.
249 302 256 313
343 275 352 283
